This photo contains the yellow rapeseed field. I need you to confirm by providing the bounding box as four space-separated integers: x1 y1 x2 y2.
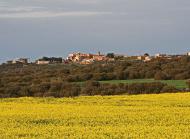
0 93 190 139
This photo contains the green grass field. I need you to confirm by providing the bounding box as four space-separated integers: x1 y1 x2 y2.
100 79 187 89
0 93 190 138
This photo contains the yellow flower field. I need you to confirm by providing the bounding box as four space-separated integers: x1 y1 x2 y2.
0 93 190 139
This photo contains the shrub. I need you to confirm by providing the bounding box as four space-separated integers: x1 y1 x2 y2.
127 82 166 95
154 71 169 80
175 72 189 80
49 81 62 92
161 85 178 93
186 80 190 90
62 83 81 97
5 85 21 97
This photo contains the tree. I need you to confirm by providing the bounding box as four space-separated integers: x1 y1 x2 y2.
175 72 189 80
186 80 190 90
5 85 21 97
0 79 2 87
154 71 169 80
49 81 62 93
161 85 178 93
144 53 150 57
106 53 115 58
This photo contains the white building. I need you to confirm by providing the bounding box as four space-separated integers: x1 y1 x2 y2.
37 60 50 65
155 53 167 58
144 56 151 62
11 58 28 64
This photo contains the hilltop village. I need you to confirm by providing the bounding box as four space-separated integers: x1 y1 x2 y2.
3 51 190 65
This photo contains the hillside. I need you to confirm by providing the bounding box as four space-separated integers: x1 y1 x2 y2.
0 57 190 98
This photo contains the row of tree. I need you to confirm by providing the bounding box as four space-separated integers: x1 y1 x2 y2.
0 80 183 98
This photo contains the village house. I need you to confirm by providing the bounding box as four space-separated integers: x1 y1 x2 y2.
144 56 152 62
13 58 28 64
187 52 190 56
171 54 184 58
155 53 174 60
92 52 108 61
67 52 108 64
137 53 152 62
7 58 28 64
36 60 50 65
137 56 144 61
137 56 152 62
80 59 94 65
36 57 63 65
67 53 93 62
155 53 167 58
6 60 13 64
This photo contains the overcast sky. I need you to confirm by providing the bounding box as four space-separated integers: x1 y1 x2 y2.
0 0 190 62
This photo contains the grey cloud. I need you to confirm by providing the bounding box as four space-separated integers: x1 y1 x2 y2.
0 1 112 18
0 11 112 18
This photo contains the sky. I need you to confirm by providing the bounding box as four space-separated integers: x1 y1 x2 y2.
0 0 190 63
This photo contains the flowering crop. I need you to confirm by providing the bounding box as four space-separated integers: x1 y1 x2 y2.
0 93 190 138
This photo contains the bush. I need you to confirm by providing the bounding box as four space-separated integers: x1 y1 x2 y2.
186 80 190 89
127 82 166 95
62 83 81 97
161 85 178 93
82 80 100 95
175 72 189 80
49 81 62 93
154 71 169 80
5 85 21 97
80 73 93 81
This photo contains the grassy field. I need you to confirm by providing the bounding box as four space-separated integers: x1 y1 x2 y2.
100 79 187 89
0 93 190 138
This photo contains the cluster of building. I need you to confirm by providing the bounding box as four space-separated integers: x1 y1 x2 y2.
5 52 111 65
137 52 190 62
67 52 111 64
4 51 190 65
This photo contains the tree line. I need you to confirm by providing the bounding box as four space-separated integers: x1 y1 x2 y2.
0 80 182 98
